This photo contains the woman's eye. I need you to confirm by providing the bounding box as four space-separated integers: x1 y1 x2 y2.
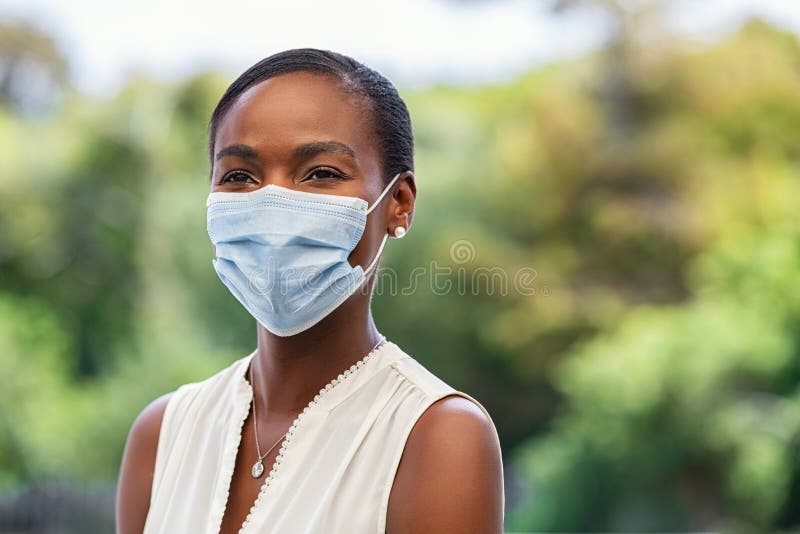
221 171 254 184
305 168 345 181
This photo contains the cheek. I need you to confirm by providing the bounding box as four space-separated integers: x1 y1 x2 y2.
335 182 371 198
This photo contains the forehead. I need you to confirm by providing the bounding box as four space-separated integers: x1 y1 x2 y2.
214 71 377 165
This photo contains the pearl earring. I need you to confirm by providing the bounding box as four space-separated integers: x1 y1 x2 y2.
393 226 407 238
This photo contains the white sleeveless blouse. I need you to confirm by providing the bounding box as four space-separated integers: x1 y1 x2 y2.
142 340 504 534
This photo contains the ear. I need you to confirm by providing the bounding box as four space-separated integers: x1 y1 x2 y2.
390 171 416 237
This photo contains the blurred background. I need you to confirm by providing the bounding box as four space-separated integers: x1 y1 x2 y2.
1 0 800 532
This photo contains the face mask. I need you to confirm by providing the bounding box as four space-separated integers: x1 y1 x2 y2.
206 173 402 337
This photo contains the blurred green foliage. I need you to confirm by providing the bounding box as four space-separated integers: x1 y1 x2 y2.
1 13 800 532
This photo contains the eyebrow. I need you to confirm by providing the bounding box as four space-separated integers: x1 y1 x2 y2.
293 141 357 161
214 141 357 164
215 144 260 162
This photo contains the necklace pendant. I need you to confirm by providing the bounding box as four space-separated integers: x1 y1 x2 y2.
251 459 264 479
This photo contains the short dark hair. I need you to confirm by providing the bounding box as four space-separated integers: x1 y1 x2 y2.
207 48 414 184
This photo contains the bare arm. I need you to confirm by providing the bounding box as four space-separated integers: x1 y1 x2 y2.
115 392 173 534
386 394 504 534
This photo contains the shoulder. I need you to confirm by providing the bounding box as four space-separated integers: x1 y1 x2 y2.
404 394 502 471
382 345 502 453
115 391 175 534
127 391 175 455
385 384 505 533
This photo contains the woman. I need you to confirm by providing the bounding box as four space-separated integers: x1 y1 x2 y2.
116 48 504 534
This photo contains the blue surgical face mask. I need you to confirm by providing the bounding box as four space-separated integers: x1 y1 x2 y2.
206 173 402 337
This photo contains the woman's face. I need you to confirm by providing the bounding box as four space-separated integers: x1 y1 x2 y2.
210 70 405 270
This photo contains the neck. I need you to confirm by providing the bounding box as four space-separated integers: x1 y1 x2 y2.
249 293 383 419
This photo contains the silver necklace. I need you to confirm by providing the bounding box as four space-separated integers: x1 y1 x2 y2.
247 336 387 479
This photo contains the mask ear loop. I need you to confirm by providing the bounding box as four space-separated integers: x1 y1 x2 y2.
361 172 403 275
363 233 389 275
365 172 403 215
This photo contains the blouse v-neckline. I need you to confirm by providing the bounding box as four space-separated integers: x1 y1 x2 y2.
210 339 396 534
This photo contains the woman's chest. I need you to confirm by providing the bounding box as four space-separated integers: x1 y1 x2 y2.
145 360 439 534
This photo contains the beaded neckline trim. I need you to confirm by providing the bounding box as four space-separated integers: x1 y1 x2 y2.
235 337 388 534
